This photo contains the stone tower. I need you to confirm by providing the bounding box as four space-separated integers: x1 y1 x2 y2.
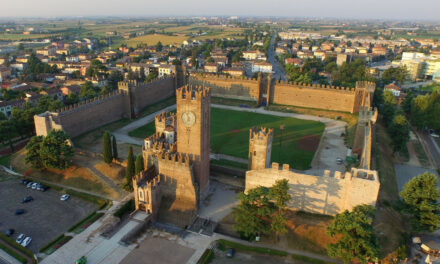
176 85 211 196
249 127 274 170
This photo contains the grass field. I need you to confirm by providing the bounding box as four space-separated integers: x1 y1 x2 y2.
129 108 324 170
124 34 188 47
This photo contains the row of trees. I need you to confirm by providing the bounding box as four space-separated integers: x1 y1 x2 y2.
375 88 410 152
407 90 440 132
123 146 143 191
25 130 74 170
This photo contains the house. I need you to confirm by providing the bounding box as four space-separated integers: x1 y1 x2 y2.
385 83 402 97
222 67 243 77
60 85 81 96
242 50 265 60
158 65 174 77
252 62 273 73
372 46 387 56
0 67 11 82
204 63 219 73
0 99 25 117
285 58 303 66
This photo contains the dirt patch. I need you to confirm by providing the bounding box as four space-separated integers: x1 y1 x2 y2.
94 162 125 183
298 135 321 152
229 129 241 134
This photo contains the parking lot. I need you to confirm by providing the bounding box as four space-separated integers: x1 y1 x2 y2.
0 179 97 253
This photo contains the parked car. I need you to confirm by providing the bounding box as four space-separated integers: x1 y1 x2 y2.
21 179 30 185
76 256 87 264
227 248 235 258
26 182 33 188
22 196 33 203
5 229 14 237
60 194 70 201
15 209 25 215
336 157 343 165
31 182 39 190
15 234 25 244
21 237 31 247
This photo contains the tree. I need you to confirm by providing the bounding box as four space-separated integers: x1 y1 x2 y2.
125 146 135 191
387 114 409 152
382 66 409 85
65 93 79 105
400 172 440 231
233 186 274 239
112 136 118 160
80 81 99 99
25 135 44 169
39 130 74 169
156 41 163 51
135 155 144 175
327 205 379 263
102 131 112 164
233 180 290 240
0 120 16 152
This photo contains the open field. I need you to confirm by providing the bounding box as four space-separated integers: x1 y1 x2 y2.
124 34 188 47
0 34 58 41
211 108 324 170
266 104 357 147
218 210 335 256
129 108 324 170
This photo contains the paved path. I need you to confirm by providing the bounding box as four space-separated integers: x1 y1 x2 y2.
210 153 248 164
86 166 126 197
113 104 177 146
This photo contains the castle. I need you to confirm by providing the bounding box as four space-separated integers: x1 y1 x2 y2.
133 84 211 227
33 71 379 223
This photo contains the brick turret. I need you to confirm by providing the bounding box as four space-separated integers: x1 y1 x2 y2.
249 127 274 170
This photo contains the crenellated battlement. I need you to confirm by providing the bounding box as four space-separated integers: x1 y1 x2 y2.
157 152 192 167
358 106 378 124
118 76 174 91
56 90 122 116
176 84 211 101
250 126 274 141
190 72 260 83
269 162 378 182
276 79 357 93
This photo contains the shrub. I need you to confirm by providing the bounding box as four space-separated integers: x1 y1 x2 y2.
114 199 135 218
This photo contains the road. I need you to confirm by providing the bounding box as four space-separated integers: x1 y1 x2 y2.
417 131 440 168
267 32 287 81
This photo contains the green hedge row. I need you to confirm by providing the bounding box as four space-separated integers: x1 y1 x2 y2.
0 243 27 263
113 199 135 218
291 254 333 264
217 239 288 256
67 212 104 233
65 189 108 207
0 233 35 261
197 248 214 264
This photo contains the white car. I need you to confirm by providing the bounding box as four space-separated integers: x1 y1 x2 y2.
15 234 25 244
60 194 70 201
21 237 31 247
31 182 39 190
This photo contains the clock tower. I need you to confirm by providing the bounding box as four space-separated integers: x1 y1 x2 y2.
176 85 211 197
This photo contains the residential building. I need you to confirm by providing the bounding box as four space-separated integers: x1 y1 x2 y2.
204 63 219 73
252 62 273 73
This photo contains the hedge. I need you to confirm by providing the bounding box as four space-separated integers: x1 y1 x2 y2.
67 212 104 233
197 248 214 264
291 254 333 264
0 233 35 261
113 199 135 218
65 189 108 207
216 239 288 256
0 243 27 263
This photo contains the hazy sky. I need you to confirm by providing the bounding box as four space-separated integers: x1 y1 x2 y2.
3 0 440 21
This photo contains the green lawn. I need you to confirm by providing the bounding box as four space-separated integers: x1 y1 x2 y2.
129 108 324 170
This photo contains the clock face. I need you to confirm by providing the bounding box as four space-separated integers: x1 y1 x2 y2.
181 111 196 127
